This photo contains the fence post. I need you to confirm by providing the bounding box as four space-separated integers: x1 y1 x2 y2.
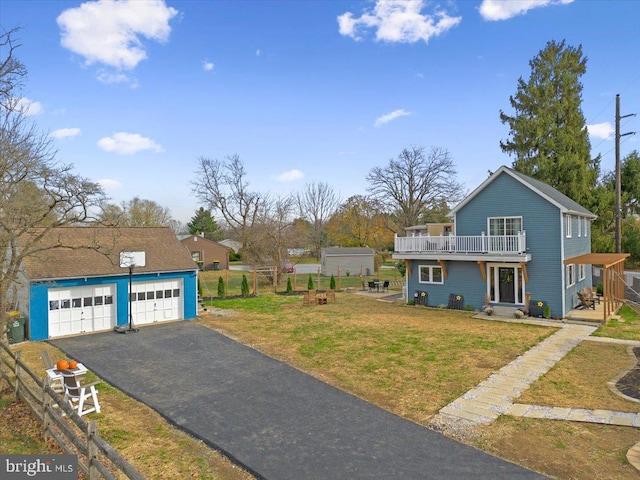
337 266 341 290
88 421 99 479
42 376 51 441
317 267 321 291
14 350 21 401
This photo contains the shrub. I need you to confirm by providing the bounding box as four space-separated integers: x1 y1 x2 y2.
396 261 406 276
229 250 242 262
330 274 336 290
465 304 473 311
307 274 314 290
217 276 226 298
543 304 551 318
197 276 203 298
596 283 604 295
286 277 293 293
241 274 250 297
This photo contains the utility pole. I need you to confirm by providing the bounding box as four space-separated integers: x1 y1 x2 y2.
615 94 636 253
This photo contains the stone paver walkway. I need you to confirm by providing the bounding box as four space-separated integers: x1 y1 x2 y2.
506 404 640 426
432 324 597 428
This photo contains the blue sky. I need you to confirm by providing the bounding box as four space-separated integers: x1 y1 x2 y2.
2 0 639 225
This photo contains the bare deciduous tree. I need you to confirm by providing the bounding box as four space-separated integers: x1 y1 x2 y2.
297 181 340 260
0 29 105 320
366 146 464 234
191 154 268 260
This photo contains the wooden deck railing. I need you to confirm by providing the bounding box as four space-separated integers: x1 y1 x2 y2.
0 340 145 480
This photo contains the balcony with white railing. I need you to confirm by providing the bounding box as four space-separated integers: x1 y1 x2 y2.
394 232 527 256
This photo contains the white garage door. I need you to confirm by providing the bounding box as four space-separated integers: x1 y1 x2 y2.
129 279 183 326
48 284 116 338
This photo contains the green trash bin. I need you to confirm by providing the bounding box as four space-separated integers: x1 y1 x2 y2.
7 315 26 344
213 261 220 271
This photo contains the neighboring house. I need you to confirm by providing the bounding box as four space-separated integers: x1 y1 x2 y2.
219 239 242 253
404 223 453 237
393 166 602 318
15 227 199 341
321 247 375 277
180 234 231 270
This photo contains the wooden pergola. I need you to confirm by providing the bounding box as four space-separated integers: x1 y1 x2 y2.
564 253 629 321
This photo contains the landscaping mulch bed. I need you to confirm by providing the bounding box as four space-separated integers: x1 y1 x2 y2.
616 347 640 400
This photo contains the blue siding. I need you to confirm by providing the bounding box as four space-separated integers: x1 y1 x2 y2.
408 261 485 309
28 270 197 341
456 173 564 317
563 214 593 311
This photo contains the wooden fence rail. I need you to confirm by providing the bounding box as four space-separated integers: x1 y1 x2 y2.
0 340 145 480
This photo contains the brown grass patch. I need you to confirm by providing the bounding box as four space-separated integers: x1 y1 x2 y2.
475 416 639 480
518 341 640 413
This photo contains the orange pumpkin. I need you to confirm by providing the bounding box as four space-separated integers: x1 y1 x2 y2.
68 360 78 369
56 359 69 371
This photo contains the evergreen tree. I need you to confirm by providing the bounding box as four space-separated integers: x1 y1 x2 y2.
217 276 226 298
329 274 336 290
500 40 598 205
241 274 250 297
187 207 220 239
286 277 293 294
307 274 314 290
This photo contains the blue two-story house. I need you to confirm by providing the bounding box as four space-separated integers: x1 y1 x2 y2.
393 166 599 318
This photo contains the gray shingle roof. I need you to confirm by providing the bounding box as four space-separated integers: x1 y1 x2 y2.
323 248 375 256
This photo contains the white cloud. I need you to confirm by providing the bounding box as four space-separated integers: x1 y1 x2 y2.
256 49 261 57
97 132 164 154
97 70 132 84
374 109 412 127
202 60 214 71
338 0 461 43
587 122 614 140
51 128 81 139
272 169 304 182
57 0 178 70
98 178 123 190
479 0 574 21
16 97 43 116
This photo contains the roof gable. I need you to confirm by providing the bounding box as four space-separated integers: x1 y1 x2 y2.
22 227 198 280
450 166 596 218
180 235 231 250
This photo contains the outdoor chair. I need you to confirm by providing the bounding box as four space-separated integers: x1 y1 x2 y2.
381 280 389 293
61 370 101 417
41 350 64 394
577 292 595 310
302 290 315 306
583 286 600 304
326 289 336 303
368 281 377 293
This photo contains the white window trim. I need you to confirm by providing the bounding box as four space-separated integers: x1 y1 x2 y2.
566 264 576 287
578 264 586 281
566 215 572 238
418 265 444 284
487 216 523 236
577 216 582 237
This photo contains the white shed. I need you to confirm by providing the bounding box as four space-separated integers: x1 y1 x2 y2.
321 247 375 277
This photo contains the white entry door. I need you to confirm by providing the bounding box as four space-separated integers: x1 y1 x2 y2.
48 284 116 337
129 279 183 326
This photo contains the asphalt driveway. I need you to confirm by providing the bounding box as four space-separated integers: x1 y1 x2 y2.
52 321 546 480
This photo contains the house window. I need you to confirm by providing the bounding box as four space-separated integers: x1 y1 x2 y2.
577 216 582 237
566 264 575 287
488 217 522 236
566 215 572 238
419 265 444 284
191 251 201 262
578 264 586 281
